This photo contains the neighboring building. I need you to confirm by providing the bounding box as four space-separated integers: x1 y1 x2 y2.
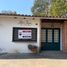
0 13 67 53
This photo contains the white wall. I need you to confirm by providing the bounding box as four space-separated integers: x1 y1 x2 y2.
0 16 41 53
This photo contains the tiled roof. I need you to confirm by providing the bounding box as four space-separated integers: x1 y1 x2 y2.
0 13 67 19
0 13 32 17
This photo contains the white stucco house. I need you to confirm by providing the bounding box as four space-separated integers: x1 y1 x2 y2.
0 13 41 53
0 13 67 53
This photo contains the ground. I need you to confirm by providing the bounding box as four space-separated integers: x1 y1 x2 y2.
0 51 67 59
0 51 67 67
0 59 67 67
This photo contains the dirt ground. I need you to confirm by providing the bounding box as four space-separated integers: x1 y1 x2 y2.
0 59 67 67
0 51 67 67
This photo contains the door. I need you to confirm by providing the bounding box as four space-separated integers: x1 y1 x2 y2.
41 28 60 50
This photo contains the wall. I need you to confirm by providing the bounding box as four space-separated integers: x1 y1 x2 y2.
0 16 41 53
63 21 67 52
41 22 62 28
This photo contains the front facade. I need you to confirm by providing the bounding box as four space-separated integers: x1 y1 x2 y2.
0 14 41 53
0 14 67 53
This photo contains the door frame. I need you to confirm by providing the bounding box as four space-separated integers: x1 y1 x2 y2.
41 28 60 51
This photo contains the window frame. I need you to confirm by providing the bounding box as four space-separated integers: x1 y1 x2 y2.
12 27 37 42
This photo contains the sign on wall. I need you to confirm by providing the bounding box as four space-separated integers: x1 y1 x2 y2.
13 27 37 42
18 30 32 39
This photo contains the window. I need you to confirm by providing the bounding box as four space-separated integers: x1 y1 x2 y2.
54 30 59 42
41 29 46 42
12 27 37 42
47 30 52 42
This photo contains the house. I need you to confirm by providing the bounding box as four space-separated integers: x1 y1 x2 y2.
0 13 67 53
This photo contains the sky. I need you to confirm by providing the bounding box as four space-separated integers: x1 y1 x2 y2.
0 0 34 15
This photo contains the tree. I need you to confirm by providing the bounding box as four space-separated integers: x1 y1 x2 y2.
50 0 67 16
31 0 49 16
31 0 67 16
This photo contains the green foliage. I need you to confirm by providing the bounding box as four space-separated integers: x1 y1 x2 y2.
31 0 49 16
31 0 67 16
50 0 67 16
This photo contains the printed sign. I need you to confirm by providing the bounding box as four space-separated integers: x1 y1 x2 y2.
18 29 32 39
